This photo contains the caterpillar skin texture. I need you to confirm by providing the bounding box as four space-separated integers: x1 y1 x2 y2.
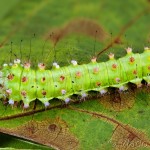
0 47 150 108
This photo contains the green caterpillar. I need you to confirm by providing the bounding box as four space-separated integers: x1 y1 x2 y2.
0 47 150 108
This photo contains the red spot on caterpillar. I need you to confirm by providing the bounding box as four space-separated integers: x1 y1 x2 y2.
21 90 27 97
112 64 117 69
7 74 14 80
115 77 120 83
76 71 82 78
148 66 150 70
96 82 101 86
93 67 99 74
60 75 65 81
130 57 135 63
42 90 46 96
22 76 28 82
133 70 137 75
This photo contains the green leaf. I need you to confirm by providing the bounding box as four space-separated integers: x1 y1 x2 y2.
0 0 150 149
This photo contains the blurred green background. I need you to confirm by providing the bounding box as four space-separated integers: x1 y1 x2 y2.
0 0 150 149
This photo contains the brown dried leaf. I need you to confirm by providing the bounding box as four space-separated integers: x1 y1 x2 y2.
111 125 150 150
0 118 79 150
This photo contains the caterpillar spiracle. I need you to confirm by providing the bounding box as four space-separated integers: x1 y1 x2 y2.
0 47 150 108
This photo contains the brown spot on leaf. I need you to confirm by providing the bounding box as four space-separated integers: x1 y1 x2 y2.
48 124 58 132
0 118 79 150
100 89 135 111
45 18 109 45
111 125 150 150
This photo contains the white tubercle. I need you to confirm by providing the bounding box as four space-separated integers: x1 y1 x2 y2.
53 62 60 69
71 60 77 66
9 63 13 66
44 101 50 107
108 53 114 59
126 47 132 54
65 98 70 104
119 86 125 92
53 62 58 66
8 99 14 105
24 103 29 109
55 64 60 69
144 47 149 50
3 63 8 67
81 92 87 98
100 89 107 95
91 57 97 63
61 89 66 95
6 89 12 94
119 86 128 92
14 59 21 64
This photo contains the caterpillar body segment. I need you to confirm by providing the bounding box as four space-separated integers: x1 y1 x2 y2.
141 48 150 84
106 55 123 88
2 63 23 104
86 62 109 92
0 47 150 108
51 66 72 100
119 52 142 86
36 69 54 107
20 67 36 108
